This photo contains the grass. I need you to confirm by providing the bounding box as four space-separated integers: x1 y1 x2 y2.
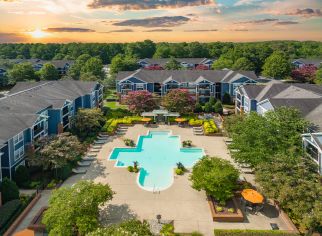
104 101 128 110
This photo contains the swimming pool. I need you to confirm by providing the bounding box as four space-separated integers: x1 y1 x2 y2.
109 131 204 191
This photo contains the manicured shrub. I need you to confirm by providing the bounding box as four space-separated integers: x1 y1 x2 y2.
127 166 134 172
56 163 72 181
203 120 218 134
204 102 214 113
182 140 192 147
190 156 239 203
189 119 204 126
0 178 19 204
214 101 223 114
0 199 22 232
175 168 184 175
213 229 299 236
124 138 135 147
14 165 30 187
209 97 217 106
222 93 232 105
194 103 203 113
160 223 175 236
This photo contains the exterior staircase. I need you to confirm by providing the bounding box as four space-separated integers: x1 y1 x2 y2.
193 126 204 136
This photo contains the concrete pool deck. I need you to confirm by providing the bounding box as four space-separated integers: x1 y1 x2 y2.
14 124 292 236
92 124 290 235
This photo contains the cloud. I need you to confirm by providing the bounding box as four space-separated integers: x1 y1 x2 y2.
144 29 173 32
234 0 259 7
44 27 95 32
113 16 190 28
236 18 278 25
275 21 299 25
184 29 218 32
101 29 134 33
0 32 27 43
87 0 214 10
287 8 322 18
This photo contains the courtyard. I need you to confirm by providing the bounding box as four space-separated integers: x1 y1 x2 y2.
61 124 291 236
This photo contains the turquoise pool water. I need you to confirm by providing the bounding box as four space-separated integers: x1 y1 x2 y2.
109 131 204 191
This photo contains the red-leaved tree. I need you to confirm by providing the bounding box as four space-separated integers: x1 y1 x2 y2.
124 91 157 114
162 89 195 114
291 65 317 82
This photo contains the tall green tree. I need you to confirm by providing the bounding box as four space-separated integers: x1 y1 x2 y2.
68 54 92 79
161 89 195 114
190 156 239 203
262 51 291 79
38 63 59 80
211 57 234 70
110 54 139 74
72 108 105 140
28 133 85 171
8 62 36 82
165 58 182 70
232 57 255 71
43 181 114 236
81 57 104 79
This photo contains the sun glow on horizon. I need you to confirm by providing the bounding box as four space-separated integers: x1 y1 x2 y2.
29 28 49 38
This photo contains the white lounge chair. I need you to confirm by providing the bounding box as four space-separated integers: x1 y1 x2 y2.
77 161 91 167
89 149 100 153
87 153 97 157
94 140 106 144
72 168 87 174
82 156 95 161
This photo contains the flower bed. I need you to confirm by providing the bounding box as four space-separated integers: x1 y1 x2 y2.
103 116 142 134
207 196 244 222
203 120 218 135
214 229 299 236
188 118 204 127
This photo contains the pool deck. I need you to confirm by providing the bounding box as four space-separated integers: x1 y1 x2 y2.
14 124 291 236
90 124 290 235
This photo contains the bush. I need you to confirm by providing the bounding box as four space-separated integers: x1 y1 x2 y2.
203 120 218 134
194 103 203 113
14 165 30 187
127 166 134 172
0 199 22 232
56 163 72 181
182 140 192 147
214 101 223 114
189 119 204 126
213 229 299 236
176 168 184 175
160 223 175 236
209 97 217 106
204 102 214 113
190 156 239 203
215 206 224 212
222 93 232 105
0 178 19 204
124 138 135 147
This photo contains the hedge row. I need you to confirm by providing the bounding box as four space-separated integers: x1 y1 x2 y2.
214 229 299 236
103 116 142 134
0 199 22 234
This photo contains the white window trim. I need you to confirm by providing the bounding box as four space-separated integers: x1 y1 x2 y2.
13 131 24 145
14 146 24 162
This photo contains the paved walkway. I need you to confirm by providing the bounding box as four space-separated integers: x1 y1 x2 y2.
14 125 291 236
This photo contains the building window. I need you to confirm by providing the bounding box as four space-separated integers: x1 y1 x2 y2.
306 142 319 162
13 132 23 145
14 146 24 162
136 84 144 90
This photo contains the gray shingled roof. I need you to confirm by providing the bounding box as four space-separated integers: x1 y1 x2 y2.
0 80 98 144
238 84 266 99
116 69 257 84
294 58 322 67
140 58 211 67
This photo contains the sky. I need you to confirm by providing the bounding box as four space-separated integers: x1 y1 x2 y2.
0 0 321 43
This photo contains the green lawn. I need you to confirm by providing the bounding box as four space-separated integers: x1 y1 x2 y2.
104 101 128 109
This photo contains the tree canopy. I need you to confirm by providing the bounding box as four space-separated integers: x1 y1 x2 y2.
190 156 239 203
28 133 85 170
165 58 182 70
123 90 157 114
43 181 114 236
262 51 291 79
8 62 37 82
38 63 59 80
161 89 195 114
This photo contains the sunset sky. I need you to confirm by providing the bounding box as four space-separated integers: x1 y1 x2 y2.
0 0 321 43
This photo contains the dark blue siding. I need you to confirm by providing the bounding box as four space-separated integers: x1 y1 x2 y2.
0 144 9 167
84 94 91 108
75 97 83 112
221 83 230 98
48 109 61 134
147 83 154 93
250 100 257 111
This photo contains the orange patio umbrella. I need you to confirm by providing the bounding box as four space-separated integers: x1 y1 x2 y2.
14 229 35 236
241 189 264 204
141 117 152 122
175 118 187 123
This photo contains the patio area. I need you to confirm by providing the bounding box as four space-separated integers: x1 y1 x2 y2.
83 124 291 236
